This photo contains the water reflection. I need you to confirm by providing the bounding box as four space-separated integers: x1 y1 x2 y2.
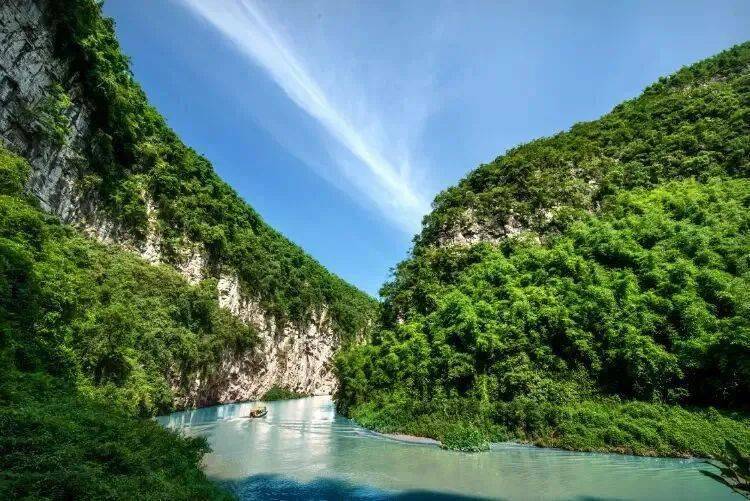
157 396 738 500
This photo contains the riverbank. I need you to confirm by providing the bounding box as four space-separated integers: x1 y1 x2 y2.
344 395 750 459
376 432 441 446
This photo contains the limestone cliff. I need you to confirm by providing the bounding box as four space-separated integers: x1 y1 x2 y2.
0 0 365 407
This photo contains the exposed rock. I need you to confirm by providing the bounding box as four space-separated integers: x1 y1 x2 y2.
436 208 527 247
172 273 337 408
0 0 91 222
436 208 502 247
0 0 339 406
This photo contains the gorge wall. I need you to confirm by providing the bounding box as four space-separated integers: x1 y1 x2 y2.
0 0 345 406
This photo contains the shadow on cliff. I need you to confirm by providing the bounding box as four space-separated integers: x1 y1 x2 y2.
218 473 504 500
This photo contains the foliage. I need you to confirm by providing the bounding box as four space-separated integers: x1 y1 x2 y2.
336 42 750 459
417 42 750 250
702 441 750 498
339 179 750 413
20 83 72 147
1 1 375 496
43 0 375 338
0 147 242 497
0 372 230 500
441 423 490 452
0 149 29 196
348 393 750 458
261 386 308 401
1 148 258 416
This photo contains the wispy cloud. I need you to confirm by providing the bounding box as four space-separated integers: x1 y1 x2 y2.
177 0 430 232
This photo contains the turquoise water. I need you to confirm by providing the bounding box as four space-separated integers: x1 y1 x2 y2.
157 396 739 500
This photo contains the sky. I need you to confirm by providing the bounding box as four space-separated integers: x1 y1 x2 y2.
103 0 750 296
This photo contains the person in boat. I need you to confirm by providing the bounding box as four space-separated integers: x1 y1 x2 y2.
248 406 267 418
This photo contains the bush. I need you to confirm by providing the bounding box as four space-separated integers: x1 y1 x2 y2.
441 423 490 452
0 373 230 500
0 149 29 196
261 386 307 401
0 148 241 497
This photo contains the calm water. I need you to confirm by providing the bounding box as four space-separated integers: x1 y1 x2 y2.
157 396 738 500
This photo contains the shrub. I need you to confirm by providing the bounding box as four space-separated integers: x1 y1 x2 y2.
261 386 307 401
441 423 490 452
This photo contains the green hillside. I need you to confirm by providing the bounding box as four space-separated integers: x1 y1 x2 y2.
1 148 234 497
45 0 375 337
335 42 750 456
1 1 376 497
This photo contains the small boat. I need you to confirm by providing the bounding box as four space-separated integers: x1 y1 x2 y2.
244 406 268 418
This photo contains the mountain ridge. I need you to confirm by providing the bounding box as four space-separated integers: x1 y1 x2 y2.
417 42 750 251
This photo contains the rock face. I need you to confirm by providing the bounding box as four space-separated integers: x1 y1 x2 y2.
0 0 92 222
174 273 337 408
435 208 528 248
0 0 338 406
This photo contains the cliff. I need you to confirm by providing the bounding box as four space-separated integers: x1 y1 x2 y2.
0 0 374 406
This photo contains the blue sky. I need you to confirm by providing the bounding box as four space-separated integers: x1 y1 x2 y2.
103 0 749 296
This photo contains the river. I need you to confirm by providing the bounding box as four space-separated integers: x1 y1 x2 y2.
157 396 738 500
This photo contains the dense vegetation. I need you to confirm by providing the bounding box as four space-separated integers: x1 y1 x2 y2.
0 373 230 500
261 386 308 401
336 42 750 457
2 1 377 496
0 148 234 497
44 0 375 338
417 42 750 249
1 148 260 417
1 2 378 495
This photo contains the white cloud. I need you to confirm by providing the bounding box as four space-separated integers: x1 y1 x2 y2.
177 0 431 232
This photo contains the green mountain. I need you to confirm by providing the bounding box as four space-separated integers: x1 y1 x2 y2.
335 42 750 456
0 0 374 497
0 0 376 408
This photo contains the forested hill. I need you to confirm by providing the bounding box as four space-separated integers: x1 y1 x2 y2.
0 1 373 497
0 0 376 405
335 42 750 456
43 0 375 337
417 41 750 251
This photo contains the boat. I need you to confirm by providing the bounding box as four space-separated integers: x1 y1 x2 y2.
244 406 268 418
